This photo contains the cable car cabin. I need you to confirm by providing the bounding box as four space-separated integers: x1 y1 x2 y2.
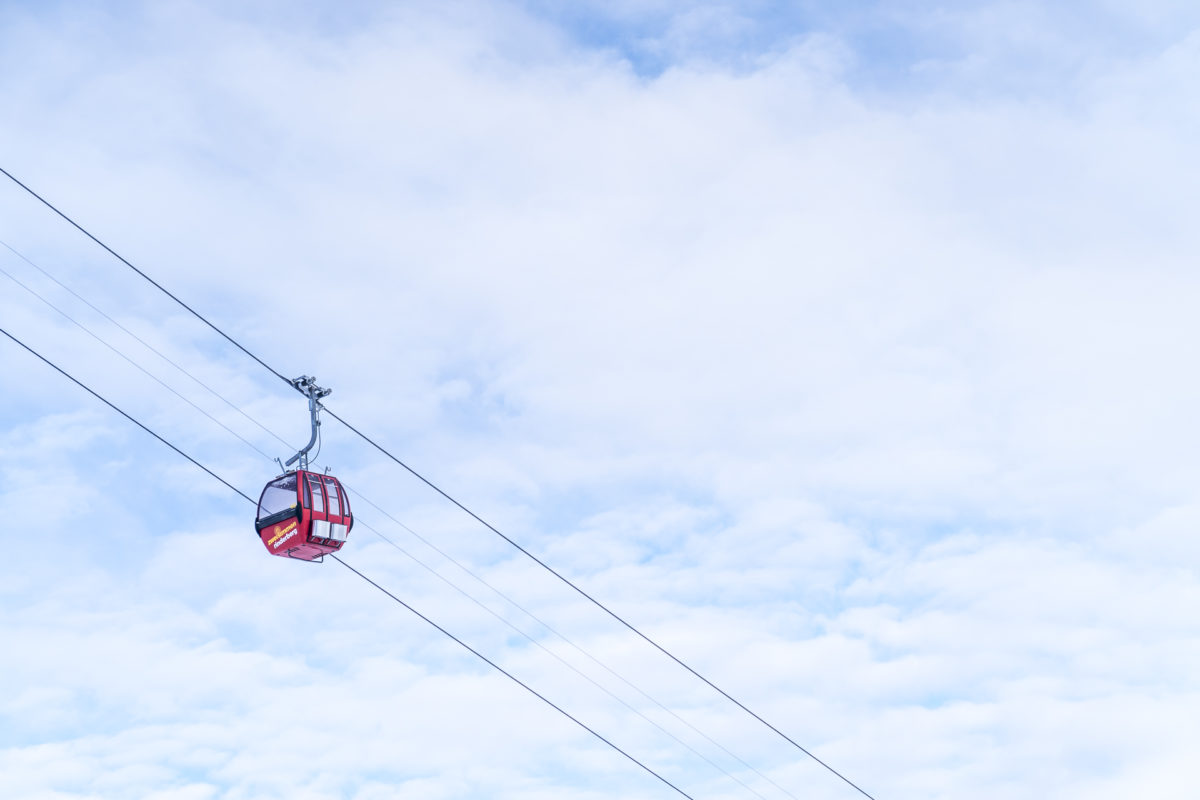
255 470 354 561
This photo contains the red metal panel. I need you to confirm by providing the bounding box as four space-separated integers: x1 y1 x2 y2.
263 516 303 555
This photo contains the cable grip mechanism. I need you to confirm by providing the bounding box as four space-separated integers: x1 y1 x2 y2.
285 375 331 470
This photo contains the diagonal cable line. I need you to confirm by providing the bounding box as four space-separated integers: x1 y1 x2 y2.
0 325 254 503
344 485 803 800
0 166 295 389
0 321 696 800
0 237 297 451
349 514 776 800
332 555 697 800
326 407 877 799
0 164 878 800
0 259 277 462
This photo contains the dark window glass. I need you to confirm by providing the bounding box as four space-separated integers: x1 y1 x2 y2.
257 475 298 521
324 477 341 516
307 474 325 513
339 484 351 517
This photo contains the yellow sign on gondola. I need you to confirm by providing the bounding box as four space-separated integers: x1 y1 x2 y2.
268 519 299 546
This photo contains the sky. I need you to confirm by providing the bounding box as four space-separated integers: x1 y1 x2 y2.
2 1 1200 798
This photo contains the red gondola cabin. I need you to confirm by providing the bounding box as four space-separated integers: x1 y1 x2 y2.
255 470 354 561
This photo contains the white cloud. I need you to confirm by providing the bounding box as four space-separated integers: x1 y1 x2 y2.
2 1 1200 798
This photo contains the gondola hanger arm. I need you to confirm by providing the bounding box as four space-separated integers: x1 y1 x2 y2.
285 375 331 471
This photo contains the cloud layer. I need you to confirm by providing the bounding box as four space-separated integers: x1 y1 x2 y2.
2 2 1199 798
